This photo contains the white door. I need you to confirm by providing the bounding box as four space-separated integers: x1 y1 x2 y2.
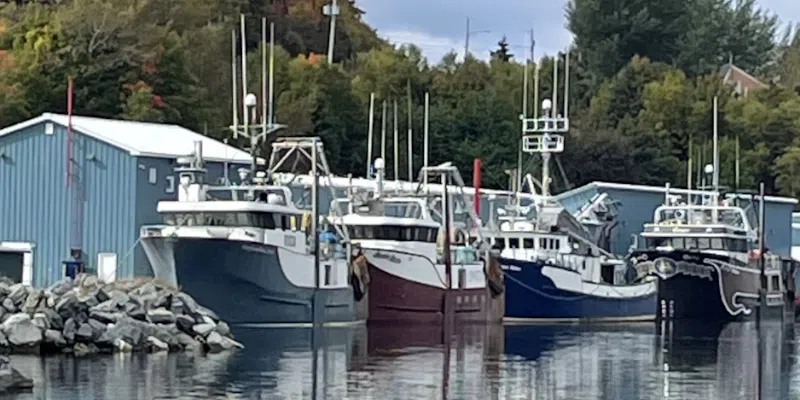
97 253 117 283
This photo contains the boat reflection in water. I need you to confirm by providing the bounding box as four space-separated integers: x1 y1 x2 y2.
5 321 796 399
656 320 794 400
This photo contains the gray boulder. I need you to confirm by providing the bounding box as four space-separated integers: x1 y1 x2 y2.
123 303 146 321
175 293 199 316
91 300 117 313
62 318 77 343
96 317 143 348
75 324 94 343
31 313 49 331
175 315 194 334
55 293 78 319
2 299 15 314
146 336 169 352
1 314 28 332
6 319 42 350
109 291 129 308
146 308 175 324
215 321 231 337
89 311 123 324
0 330 9 348
192 323 215 338
73 343 98 357
43 309 63 330
76 292 99 309
21 290 41 314
7 284 27 305
43 329 66 348
206 331 243 353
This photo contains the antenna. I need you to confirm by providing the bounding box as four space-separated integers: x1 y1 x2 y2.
552 54 558 117
232 30 239 139
564 51 570 118
393 99 399 180
713 96 719 193
381 100 387 163
517 37 529 202
366 92 375 178
423 92 430 187
240 14 248 120
261 17 267 130
268 22 275 126
407 79 413 181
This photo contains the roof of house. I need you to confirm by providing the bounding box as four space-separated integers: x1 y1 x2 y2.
719 63 767 88
0 113 252 163
555 181 797 205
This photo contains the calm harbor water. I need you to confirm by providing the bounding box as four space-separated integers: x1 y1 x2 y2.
4 321 800 399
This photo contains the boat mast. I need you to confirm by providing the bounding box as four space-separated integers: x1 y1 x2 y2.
522 52 569 207
229 14 286 190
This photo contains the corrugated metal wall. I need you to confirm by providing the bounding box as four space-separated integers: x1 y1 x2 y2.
132 157 248 276
0 122 137 287
556 184 796 257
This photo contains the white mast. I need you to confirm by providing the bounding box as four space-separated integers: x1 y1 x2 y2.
366 93 375 178
423 92 430 188
522 52 569 205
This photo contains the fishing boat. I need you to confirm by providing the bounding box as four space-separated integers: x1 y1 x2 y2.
139 138 365 325
486 53 657 322
629 97 796 322
330 160 504 324
629 187 796 322
139 16 365 325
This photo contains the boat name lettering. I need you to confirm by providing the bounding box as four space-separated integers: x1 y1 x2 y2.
639 258 713 280
373 252 401 264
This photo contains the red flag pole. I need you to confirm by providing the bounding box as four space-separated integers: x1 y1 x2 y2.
66 77 74 187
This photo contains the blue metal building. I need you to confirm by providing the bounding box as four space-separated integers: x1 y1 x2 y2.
555 182 798 257
0 113 250 287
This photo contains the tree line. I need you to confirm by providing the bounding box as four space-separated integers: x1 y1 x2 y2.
2 0 800 199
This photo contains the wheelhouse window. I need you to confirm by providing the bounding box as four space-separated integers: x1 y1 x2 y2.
508 238 520 249
162 211 295 230
347 225 438 243
523 238 535 249
646 236 748 251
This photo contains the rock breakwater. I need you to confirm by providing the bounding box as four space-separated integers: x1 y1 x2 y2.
0 274 242 356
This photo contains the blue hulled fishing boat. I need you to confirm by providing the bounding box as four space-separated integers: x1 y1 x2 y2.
482 54 657 322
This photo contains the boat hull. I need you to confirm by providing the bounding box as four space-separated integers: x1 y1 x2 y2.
362 249 493 324
141 237 359 325
633 250 789 322
500 258 657 322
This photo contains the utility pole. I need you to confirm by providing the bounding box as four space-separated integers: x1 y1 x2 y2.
323 0 339 64
464 17 490 59
464 17 470 57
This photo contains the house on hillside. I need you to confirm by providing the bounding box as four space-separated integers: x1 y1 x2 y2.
720 62 767 97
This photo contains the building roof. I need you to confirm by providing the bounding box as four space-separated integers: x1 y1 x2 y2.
555 181 798 205
0 113 252 163
719 63 767 89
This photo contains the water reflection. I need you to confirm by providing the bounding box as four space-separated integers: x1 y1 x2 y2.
3 320 797 399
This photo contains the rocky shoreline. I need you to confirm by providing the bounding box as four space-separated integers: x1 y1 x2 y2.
0 274 242 356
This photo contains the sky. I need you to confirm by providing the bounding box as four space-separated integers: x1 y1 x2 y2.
357 0 800 64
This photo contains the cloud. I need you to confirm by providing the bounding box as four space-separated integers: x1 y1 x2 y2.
378 30 462 64
358 0 572 63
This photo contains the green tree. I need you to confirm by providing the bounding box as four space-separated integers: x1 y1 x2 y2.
490 36 513 62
